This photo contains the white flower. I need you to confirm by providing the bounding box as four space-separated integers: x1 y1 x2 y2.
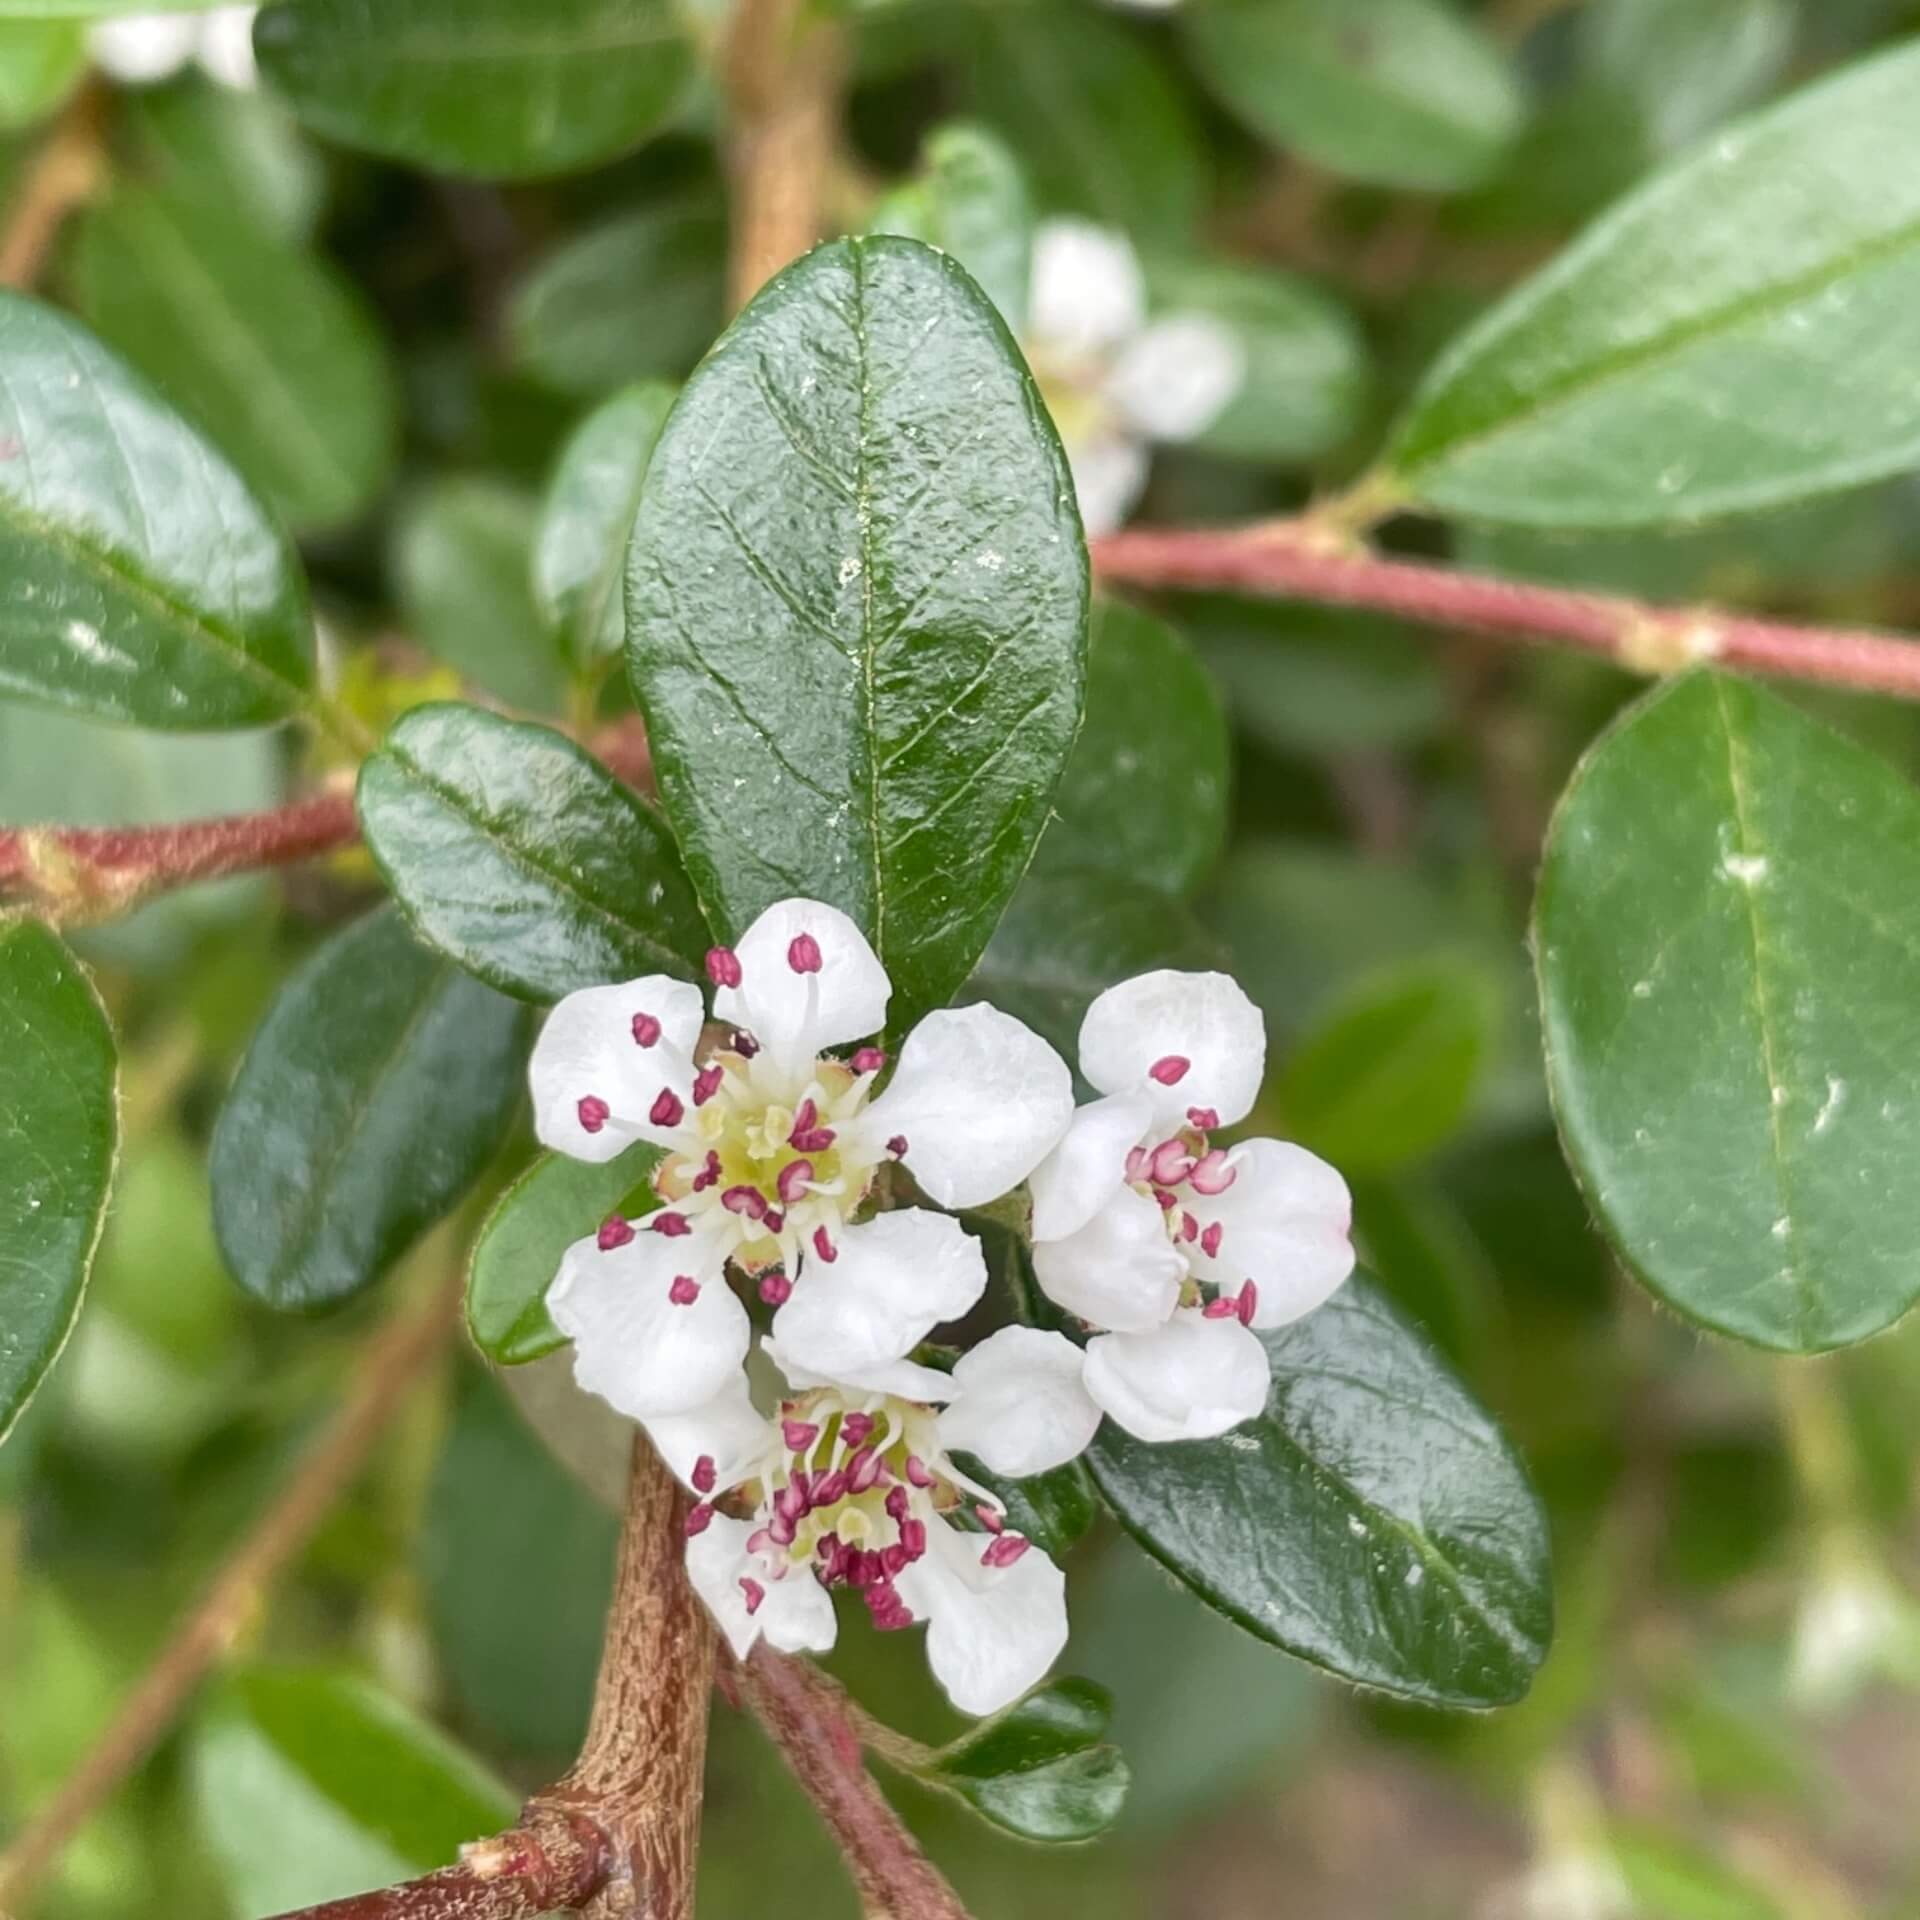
532 897 1074 1422
1788 1550 1919 1709
90 7 258 89
1028 969 1354 1443
1023 220 1244 537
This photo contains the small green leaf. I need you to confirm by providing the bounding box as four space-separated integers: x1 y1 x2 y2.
0 19 83 129
71 185 396 532
0 293 312 729
192 1667 517 1916
869 121 1033 325
253 0 693 181
0 921 116 1441
1182 0 1523 193
628 236 1088 1030
1280 960 1498 1172
211 907 531 1310
1536 671 1920 1352
1033 599 1228 897
1088 1274 1553 1708
535 382 675 665
467 1141 663 1364
1390 41 1920 526
357 703 708 1003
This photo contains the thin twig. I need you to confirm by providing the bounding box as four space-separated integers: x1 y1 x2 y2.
0 77 108 290
0 1275 465 1909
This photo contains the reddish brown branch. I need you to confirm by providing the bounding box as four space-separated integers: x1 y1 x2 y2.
0 77 108 291
1093 523 1920 702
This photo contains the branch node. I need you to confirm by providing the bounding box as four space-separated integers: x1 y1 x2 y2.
1617 611 1726 677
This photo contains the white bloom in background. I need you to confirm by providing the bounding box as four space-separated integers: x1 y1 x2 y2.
1028 969 1354 1442
90 7 259 89
531 896 1074 1423
1788 1550 1919 1710
1023 219 1244 537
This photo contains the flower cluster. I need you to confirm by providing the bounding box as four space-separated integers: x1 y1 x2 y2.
532 897 1350 1714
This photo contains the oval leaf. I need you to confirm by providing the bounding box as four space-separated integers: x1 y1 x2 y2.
0 293 311 728
211 906 531 1310
1390 42 1920 525
1536 671 1920 1351
358 703 708 1002
627 235 1088 1029
253 0 693 180
0 921 116 1440
1088 1275 1553 1708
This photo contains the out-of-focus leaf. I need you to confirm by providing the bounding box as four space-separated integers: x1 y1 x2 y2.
1182 0 1523 192
71 185 395 531
358 704 707 1002
1536 671 1920 1352
0 18 82 128
1610 1826 1789 1920
627 236 1087 1032
1586 0 1796 154
253 0 693 180
0 293 312 729
870 121 1033 325
0 920 115 1440
211 907 530 1310
123 76 326 243
467 1141 662 1365
1391 42 1920 526
534 381 674 665
192 1667 518 1916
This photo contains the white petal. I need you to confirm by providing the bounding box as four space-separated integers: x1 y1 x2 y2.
861 1004 1074 1209
1106 312 1244 444
1031 1187 1183 1333
529 977 705 1162
895 1519 1069 1717
758 1564 841 1655
770 1211 988 1382
1065 429 1150 540
1184 1137 1354 1327
642 1377 772 1494
714 898 889 1067
1028 1091 1152 1243
1078 969 1266 1130
766 1340 959 1404
1027 218 1145 357
686 1515 765 1660
548 1233 749 1420
90 14 199 83
1083 1311 1270 1443
937 1327 1100 1476
195 5 259 88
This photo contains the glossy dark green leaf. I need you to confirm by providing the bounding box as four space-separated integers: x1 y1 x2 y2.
1182 0 1523 192
357 704 707 1002
0 293 312 728
952 1456 1097 1562
0 19 83 129
193 1667 517 1916
1536 671 1920 1352
870 121 1033 324
0 921 116 1441
1390 42 1920 526
71 185 396 531
211 907 531 1310
253 0 693 181
467 1140 662 1364
1033 599 1227 896
628 236 1087 1029
1089 1274 1553 1707
535 382 674 664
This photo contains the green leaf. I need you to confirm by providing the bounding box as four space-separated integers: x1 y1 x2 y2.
192 1667 518 1916
393 477 561 712
1280 960 1498 1172
1535 670 1920 1352
0 921 115 1441
1032 599 1227 896
467 1140 663 1364
949 1451 1096 1561
918 1678 1130 1843
1389 41 1920 526
508 193 727 397
1181 0 1523 193
627 235 1088 1029
210 907 531 1310
1586 0 1796 155
0 293 312 729
869 121 1033 325
0 19 83 130
535 381 675 665
1088 1274 1553 1708
253 0 694 181
357 703 708 1003
70 185 394 533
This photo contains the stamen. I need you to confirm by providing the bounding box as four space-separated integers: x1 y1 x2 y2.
1149 1138 1195 1186
732 1029 760 1058
685 1502 714 1536
975 1504 1004 1534
1202 1295 1238 1319
1124 1145 1150 1183
904 1455 936 1489
1201 1221 1223 1259
763 1208 785 1234
692 1149 723 1192
692 1064 724 1106
811 1468 849 1506
631 1011 662 1047
1149 1054 1191 1085
758 1272 793 1306
1152 1189 1177 1212
652 1212 691 1237
899 1516 927 1559
1189 1149 1237 1195
650 1088 685 1128
1180 1211 1199 1243
886 1134 909 1158
884 1484 910 1522
849 1448 884 1493
692 1454 717 1494
705 947 743 989
597 1215 635 1251
722 1185 769 1221
777 1159 815 1206
1237 1282 1259 1327
981 1533 1031 1569
851 1047 886 1074
787 932 823 974
740 1577 765 1615
1186 1105 1219 1131
577 1095 610 1134
767 1509 797 1547
668 1274 701 1305
812 1225 838 1264
789 1097 818 1138
841 1412 875 1450
783 1419 819 1452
